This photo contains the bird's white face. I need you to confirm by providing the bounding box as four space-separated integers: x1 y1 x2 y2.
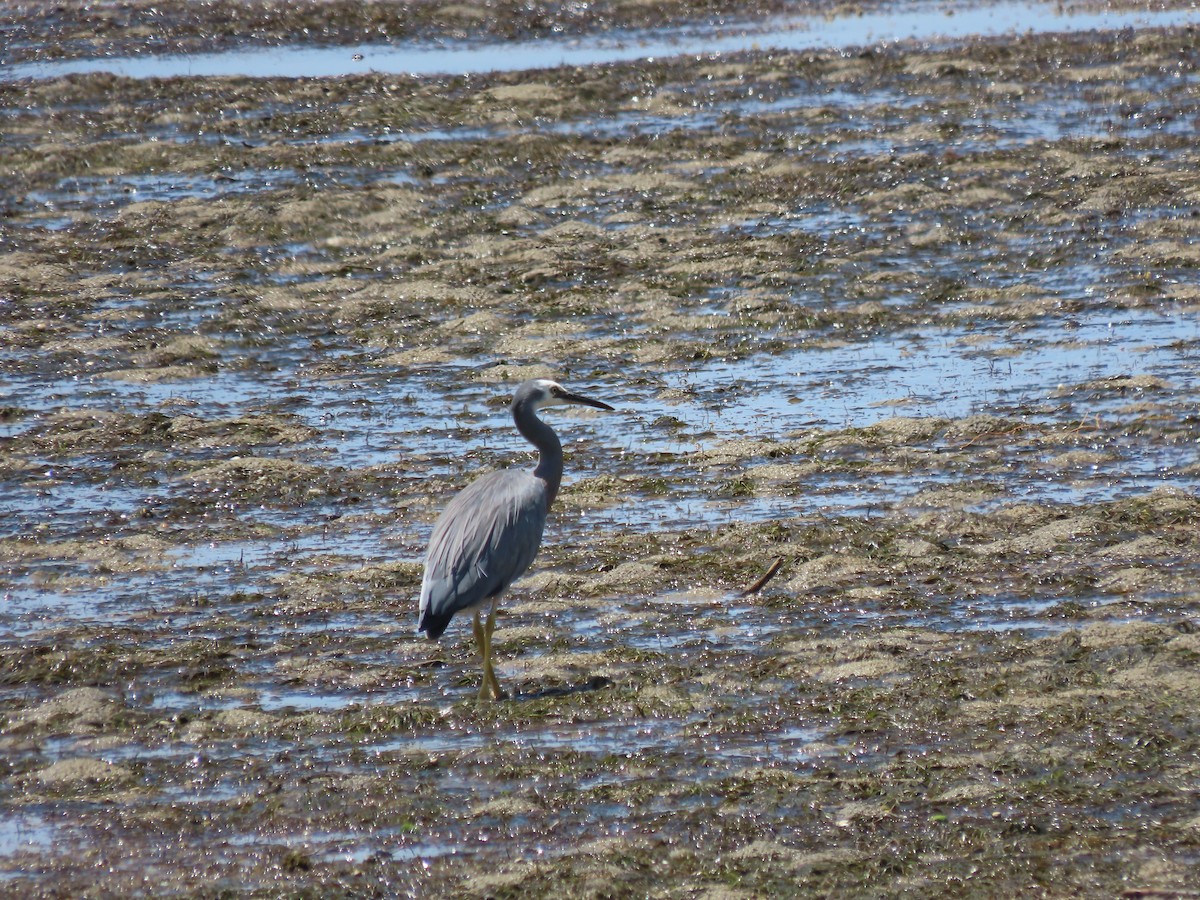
519 378 614 414
531 379 569 409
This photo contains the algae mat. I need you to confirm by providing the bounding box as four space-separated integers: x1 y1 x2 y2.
2 5 1200 898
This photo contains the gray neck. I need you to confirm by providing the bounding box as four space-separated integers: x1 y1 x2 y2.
516 406 563 508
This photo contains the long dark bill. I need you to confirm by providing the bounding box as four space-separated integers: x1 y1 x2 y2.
562 390 615 411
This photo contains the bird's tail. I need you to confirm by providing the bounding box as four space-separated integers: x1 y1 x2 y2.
417 605 453 640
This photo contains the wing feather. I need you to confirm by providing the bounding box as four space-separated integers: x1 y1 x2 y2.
418 469 548 638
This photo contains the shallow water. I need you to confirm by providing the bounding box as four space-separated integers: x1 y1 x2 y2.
678 308 1200 429
3 292 1196 637
7 2 1200 80
0 813 55 863
15 169 420 231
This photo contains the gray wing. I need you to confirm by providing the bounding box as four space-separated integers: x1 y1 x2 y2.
418 469 548 638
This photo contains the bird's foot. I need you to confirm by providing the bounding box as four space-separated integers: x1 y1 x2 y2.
477 674 508 701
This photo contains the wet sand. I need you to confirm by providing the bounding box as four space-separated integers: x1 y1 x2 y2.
2 2 1200 896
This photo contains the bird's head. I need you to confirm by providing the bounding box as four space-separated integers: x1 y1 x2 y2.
517 378 614 413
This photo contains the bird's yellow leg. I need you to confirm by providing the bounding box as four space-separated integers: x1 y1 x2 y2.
484 601 506 700
473 609 490 701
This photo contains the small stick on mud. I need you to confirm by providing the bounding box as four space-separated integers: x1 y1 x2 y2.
741 557 784 597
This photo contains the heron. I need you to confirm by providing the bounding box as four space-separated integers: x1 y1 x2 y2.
418 378 614 700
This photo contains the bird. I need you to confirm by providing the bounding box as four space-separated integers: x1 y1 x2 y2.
418 378 614 700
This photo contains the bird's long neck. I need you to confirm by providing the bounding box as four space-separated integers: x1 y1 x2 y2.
516 407 563 508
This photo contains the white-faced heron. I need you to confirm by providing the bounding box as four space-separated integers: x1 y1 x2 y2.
418 378 614 700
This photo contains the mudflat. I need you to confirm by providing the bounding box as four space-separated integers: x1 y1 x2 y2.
2 3 1199 896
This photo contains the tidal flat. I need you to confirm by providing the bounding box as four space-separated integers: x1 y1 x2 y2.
2 2 1200 896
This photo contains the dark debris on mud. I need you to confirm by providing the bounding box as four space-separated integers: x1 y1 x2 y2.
2 8 1200 900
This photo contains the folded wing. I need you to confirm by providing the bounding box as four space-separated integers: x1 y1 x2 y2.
418 469 548 639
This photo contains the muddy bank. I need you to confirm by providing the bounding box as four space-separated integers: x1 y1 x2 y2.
2 9 1200 899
